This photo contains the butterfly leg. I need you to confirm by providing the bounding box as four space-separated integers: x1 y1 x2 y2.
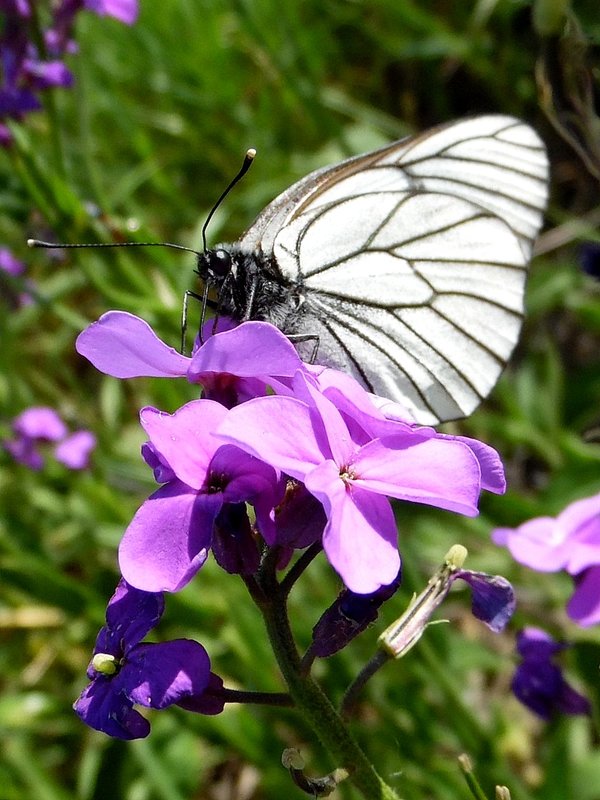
287 333 320 364
181 289 211 354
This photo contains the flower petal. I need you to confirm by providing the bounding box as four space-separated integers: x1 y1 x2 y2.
76 311 190 378
119 482 217 592
352 436 481 515
140 401 227 490
566 565 600 627
73 677 150 739
305 460 400 593
217 395 328 479
126 640 211 708
188 321 302 381
453 570 515 632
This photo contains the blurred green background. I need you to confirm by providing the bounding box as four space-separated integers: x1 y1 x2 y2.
1 1 600 798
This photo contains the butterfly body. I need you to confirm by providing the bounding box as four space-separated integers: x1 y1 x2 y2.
197 115 549 425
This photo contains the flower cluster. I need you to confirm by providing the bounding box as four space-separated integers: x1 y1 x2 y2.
77 311 506 595
493 492 600 626
3 405 96 470
0 0 138 145
74 311 514 737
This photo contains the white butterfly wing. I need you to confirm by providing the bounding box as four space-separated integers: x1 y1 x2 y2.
239 115 549 424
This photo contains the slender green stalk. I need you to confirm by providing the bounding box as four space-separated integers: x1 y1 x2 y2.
257 562 402 800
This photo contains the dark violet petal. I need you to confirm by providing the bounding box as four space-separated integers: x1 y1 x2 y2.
516 627 564 660
126 640 211 709
76 311 190 378
556 680 592 716
211 444 279 504
140 442 176 484
274 481 326 549
566 566 600 627
54 430 96 469
0 87 41 115
13 406 67 440
211 503 260 575
311 570 401 657
187 321 302 383
453 570 515 632
73 678 150 739
102 578 164 653
511 660 564 720
177 672 225 715
3 435 44 469
119 481 216 592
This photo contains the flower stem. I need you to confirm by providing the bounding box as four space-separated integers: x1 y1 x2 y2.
257 562 401 800
340 649 390 718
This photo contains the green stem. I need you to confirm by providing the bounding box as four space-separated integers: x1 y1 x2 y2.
258 567 401 800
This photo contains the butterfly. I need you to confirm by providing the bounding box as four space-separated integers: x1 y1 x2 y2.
196 115 549 425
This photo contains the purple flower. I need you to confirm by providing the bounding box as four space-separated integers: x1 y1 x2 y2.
76 313 305 405
74 579 217 739
118 400 282 592
0 246 25 276
54 430 97 470
218 371 495 594
3 406 96 471
512 628 591 720
493 492 600 626
13 406 67 441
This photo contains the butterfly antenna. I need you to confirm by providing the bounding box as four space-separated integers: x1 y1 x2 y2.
27 239 201 255
201 147 256 252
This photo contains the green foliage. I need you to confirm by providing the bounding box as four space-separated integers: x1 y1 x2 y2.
1 1 599 798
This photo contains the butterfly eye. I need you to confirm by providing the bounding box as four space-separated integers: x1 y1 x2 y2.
207 248 232 278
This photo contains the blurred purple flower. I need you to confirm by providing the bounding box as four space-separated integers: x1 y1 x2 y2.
493 492 600 626
512 628 591 720
13 406 67 441
74 579 218 739
3 406 96 470
0 246 25 276
218 371 495 594
55 430 97 469
0 0 138 142
119 400 283 592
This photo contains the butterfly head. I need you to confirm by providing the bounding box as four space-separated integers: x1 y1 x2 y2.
196 247 237 285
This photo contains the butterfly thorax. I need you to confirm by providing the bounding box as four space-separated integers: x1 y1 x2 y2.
195 245 303 332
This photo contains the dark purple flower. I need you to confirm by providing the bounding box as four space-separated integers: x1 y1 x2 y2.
512 628 591 720
218 371 491 594
493 492 600 626
311 570 402 657
22 58 73 89
118 400 282 592
379 546 515 659
73 579 216 739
